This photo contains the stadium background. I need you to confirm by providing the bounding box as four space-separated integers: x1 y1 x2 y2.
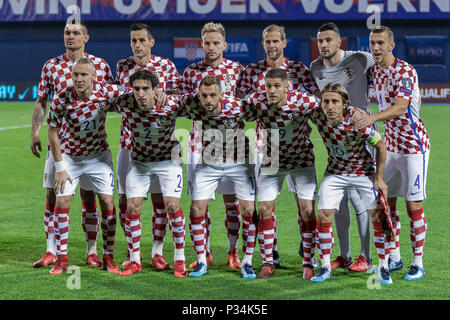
1 1 450 303
0 1 449 103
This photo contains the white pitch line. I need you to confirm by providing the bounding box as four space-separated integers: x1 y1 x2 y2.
0 124 32 131
0 115 122 131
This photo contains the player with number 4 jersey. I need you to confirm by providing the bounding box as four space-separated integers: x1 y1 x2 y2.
351 26 429 281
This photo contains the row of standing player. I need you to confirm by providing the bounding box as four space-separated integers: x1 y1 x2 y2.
31 21 429 283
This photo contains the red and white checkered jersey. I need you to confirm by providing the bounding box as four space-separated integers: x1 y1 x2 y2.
179 58 244 154
179 58 244 95
37 52 113 151
179 94 254 163
247 91 318 170
116 55 179 91
111 94 183 163
237 58 319 96
370 58 429 154
37 52 114 99
310 107 377 177
47 83 129 157
115 55 180 150
236 58 319 155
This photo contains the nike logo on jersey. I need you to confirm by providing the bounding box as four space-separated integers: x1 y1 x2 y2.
410 191 421 196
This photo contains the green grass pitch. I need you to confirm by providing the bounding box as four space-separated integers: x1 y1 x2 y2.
0 102 449 300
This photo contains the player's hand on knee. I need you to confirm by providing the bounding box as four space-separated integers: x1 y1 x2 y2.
54 171 72 194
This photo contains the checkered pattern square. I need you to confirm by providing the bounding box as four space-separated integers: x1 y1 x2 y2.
310 108 377 176
180 94 253 163
247 91 318 170
47 83 129 157
370 59 429 154
112 94 183 163
115 55 180 150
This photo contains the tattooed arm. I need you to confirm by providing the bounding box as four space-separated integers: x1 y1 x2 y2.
30 96 48 158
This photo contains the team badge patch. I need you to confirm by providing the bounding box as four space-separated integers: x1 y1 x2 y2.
224 119 234 128
155 116 167 127
288 112 299 121
402 78 412 88
344 67 354 79
224 74 232 87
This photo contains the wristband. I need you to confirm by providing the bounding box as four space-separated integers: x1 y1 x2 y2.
54 160 66 173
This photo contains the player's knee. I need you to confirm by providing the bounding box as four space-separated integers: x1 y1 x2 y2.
406 200 423 212
318 210 334 223
190 202 206 217
258 202 273 219
55 196 71 209
164 201 180 214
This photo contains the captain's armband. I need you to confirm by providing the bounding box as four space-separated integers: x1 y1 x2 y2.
367 131 382 146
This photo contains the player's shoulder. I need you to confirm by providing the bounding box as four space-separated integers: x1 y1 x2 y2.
43 54 65 68
87 53 111 68
244 60 265 72
394 59 415 72
152 54 176 66
309 58 321 71
185 60 203 71
116 56 134 66
223 58 243 69
54 86 73 104
223 94 243 107
287 59 308 69
391 59 417 81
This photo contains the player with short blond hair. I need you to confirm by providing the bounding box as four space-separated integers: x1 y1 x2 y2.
47 57 128 275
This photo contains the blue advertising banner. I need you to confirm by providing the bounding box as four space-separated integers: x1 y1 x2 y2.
405 36 446 65
1 0 449 22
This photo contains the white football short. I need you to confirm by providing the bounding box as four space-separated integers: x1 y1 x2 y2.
43 150 93 193
56 150 115 197
191 163 255 201
383 150 429 201
317 174 378 211
187 150 235 198
258 167 317 202
126 160 183 199
116 146 162 195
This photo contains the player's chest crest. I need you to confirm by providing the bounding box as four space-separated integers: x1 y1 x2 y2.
153 115 168 128
223 118 236 129
344 67 354 80
287 112 299 121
